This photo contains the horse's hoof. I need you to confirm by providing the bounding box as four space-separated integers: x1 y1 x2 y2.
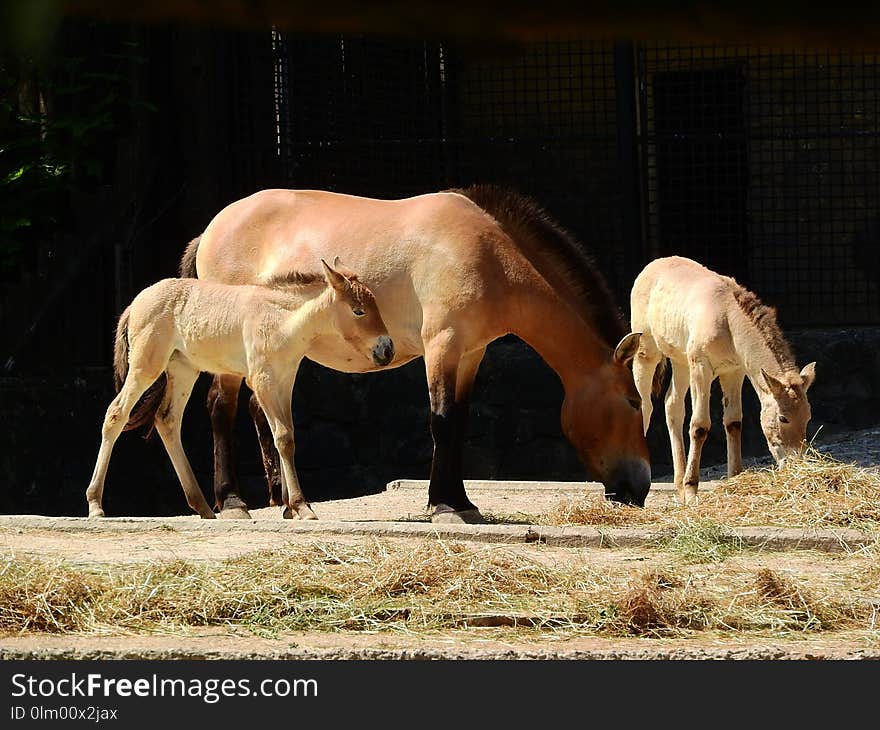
283 505 318 520
431 507 485 524
88 509 104 519
218 507 251 519
217 496 251 520
200 511 217 520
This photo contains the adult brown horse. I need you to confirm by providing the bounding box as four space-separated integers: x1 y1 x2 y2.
146 185 650 521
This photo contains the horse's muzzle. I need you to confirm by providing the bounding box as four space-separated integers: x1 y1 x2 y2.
604 458 652 507
372 335 395 366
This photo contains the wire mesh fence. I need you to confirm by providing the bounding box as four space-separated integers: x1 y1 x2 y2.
272 36 880 326
639 44 880 326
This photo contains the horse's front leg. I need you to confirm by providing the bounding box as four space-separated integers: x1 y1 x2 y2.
633 347 662 437
207 373 251 519
250 368 317 521
423 331 484 524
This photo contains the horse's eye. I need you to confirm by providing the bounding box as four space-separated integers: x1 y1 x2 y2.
628 397 642 411
352 308 366 317
778 415 790 424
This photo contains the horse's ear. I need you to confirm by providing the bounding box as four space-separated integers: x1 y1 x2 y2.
613 332 641 366
800 362 817 392
761 368 787 398
321 259 348 292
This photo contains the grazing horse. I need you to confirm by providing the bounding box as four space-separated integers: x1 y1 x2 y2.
630 256 816 505
86 260 392 520
133 185 650 521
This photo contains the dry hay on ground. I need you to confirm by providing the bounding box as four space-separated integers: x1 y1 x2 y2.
0 538 875 639
543 449 880 530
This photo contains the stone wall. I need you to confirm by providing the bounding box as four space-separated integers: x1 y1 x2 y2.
1 327 878 517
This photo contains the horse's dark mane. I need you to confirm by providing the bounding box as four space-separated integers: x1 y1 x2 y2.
449 184 626 347
262 270 325 288
729 280 797 373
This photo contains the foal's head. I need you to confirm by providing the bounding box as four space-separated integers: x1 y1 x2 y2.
321 259 394 367
758 363 817 465
560 332 652 507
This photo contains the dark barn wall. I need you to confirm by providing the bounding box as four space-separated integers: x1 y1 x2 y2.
1 328 879 517
2 23 880 517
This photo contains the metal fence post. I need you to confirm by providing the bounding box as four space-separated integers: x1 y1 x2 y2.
613 40 645 297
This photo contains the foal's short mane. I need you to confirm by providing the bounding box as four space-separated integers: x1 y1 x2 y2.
449 184 626 348
728 280 797 373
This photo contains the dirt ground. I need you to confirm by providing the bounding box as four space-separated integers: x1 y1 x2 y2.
1 473 878 659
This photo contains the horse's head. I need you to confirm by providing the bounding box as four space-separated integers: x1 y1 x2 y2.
321 259 394 367
757 363 816 465
560 332 651 506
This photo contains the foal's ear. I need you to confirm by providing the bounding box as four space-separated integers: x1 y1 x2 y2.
761 368 787 398
321 259 348 292
331 256 359 281
800 362 817 392
613 332 641 366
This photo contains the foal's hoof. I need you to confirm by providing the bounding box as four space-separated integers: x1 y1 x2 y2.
217 496 252 520
676 486 700 507
88 508 105 519
283 504 318 520
431 506 485 524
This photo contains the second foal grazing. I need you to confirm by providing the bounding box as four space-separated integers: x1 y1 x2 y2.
631 256 816 505
86 260 393 520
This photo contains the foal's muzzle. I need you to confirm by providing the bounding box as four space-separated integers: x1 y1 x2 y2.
372 335 395 366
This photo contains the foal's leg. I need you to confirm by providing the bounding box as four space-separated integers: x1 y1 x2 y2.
251 369 317 520
664 361 690 505
85 369 157 518
154 359 216 519
248 392 284 506
682 356 713 505
423 331 483 523
632 335 661 435
719 371 746 478
206 373 251 519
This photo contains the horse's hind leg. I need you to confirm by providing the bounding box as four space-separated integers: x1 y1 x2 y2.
682 356 713 505
207 373 251 519
248 392 283 506
424 332 484 524
719 371 745 477
154 359 215 519
86 370 157 518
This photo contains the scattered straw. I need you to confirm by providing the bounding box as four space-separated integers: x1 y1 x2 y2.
543 448 880 530
0 539 874 638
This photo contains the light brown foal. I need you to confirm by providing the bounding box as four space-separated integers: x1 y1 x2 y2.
631 256 816 505
86 260 392 519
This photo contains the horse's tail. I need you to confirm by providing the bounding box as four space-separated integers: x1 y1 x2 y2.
651 356 669 399
113 305 165 435
179 235 201 278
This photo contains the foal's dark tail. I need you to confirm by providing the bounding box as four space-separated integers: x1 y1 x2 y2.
113 305 166 435
651 356 670 400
